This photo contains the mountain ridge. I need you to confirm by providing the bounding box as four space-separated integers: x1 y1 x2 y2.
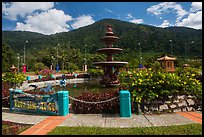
2 18 202 57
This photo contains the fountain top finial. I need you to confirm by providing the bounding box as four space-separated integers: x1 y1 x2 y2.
105 25 114 36
107 25 112 32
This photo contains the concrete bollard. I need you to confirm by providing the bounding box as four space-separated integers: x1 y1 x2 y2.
119 90 132 117
57 91 69 116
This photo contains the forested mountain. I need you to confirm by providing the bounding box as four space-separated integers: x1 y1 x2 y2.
2 18 202 57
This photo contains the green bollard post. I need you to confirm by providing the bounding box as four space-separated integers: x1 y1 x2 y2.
38 75 42 79
57 91 69 116
51 74 55 79
119 90 132 117
9 88 13 112
26 76 30 81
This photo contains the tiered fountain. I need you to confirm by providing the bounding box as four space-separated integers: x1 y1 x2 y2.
93 25 128 87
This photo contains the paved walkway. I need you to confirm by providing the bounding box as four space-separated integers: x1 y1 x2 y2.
2 107 202 135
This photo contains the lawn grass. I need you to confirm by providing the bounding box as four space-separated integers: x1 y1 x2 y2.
47 123 202 135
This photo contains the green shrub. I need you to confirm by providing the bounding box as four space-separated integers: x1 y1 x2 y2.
88 69 104 77
34 62 47 72
66 63 78 72
2 72 26 88
119 67 202 104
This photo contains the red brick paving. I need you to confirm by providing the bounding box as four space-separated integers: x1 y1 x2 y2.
19 114 72 135
176 111 202 124
19 111 202 135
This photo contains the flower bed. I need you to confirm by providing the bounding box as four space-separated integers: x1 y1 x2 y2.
72 90 120 114
27 73 91 83
2 120 32 135
2 82 11 108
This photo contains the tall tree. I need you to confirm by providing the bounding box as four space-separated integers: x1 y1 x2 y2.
2 43 17 72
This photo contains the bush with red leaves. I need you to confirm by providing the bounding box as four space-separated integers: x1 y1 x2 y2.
2 120 32 135
71 90 120 114
2 82 12 107
24 90 56 95
33 77 55 82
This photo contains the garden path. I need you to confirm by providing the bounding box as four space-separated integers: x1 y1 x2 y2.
2 107 202 135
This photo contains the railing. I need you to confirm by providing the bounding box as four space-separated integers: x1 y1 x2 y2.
9 89 131 117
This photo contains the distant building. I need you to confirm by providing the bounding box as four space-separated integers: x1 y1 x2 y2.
11 64 17 73
157 55 176 72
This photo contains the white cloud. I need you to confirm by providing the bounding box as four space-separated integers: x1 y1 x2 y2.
147 2 202 29
126 13 143 24
126 13 134 19
147 2 187 23
158 20 170 28
2 2 54 20
190 2 202 12
71 15 95 29
15 9 73 35
176 11 202 29
130 19 143 24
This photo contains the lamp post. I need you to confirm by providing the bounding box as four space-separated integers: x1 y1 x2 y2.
57 44 59 66
54 44 60 72
185 41 194 63
24 40 28 65
84 44 87 72
138 43 142 67
170 40 173 56
85 44 87 64
17 53 19 73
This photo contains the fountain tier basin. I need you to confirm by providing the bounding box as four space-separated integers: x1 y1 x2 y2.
93 61 128 67
96 48 123 54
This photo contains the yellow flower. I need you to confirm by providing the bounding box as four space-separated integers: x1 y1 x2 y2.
192 74 195 76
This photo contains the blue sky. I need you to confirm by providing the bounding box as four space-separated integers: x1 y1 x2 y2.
2 2 202 35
